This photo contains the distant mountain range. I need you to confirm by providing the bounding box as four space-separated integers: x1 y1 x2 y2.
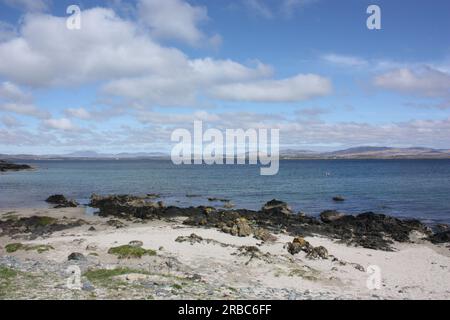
1 147 450 160
280 147 450 159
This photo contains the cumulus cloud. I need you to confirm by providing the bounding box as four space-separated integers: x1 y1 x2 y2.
43 118 77 131
1 0 50 12
64 108 92 120
1 114 22 128
0 81 31 102
244 0 318 19
0 0 51 12
0 8 325 107
373 67 450 98
0 82 49 118
138 0 209 46
321 54 368 67
209 74 332 102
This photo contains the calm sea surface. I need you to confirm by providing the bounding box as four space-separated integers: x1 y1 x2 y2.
1 159 449 223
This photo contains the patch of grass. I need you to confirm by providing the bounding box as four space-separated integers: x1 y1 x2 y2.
0 266 18 279
84 267 150 287
5 243 54 254
288 267 320 281
36 217 57 226
107 245 156 259
171 283 182 290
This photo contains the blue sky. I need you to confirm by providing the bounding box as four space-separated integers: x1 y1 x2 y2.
0 0 449 154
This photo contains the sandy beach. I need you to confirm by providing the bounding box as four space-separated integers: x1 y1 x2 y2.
1 206 449 300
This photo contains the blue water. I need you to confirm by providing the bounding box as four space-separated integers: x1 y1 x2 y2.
1 159 449 223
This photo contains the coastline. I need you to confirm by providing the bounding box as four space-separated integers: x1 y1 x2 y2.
1 201 449 300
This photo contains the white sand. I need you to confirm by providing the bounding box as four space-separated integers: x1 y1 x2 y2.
1 207 449 299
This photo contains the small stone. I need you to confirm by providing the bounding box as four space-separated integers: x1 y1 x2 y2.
128 240 144 248
68 252 86 261
82 281 95 291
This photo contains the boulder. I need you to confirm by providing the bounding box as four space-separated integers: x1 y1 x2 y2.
262 199 292 216
427 230 450 244
0 160 32 172
46 195 78 208
232 218 253 237
320 210 344 223
68 252 86 261
287 237 328 259
253 228 277 242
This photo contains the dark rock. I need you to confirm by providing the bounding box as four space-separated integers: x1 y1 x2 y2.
262 199 292 216
306 246 328 259
45 195 78 208
332 196 345 202
208 197 231 203
427 231 450 244
175 233 204 245
320 210 344 223
68 252 86 261
90 194 165 219
287 237 313 255
88 226 96 231
0 216 85 239
221 218 253 237
287 237 328 259
0 160 32 172
106 219 125 229
253 228 277 242
435 224 449 233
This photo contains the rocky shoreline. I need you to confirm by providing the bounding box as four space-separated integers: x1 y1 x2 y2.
84 194 449 251
0 160 32 172
0 194 449 300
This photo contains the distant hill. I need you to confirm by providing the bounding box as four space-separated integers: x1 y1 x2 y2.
1 146 450 160
281 146 450 159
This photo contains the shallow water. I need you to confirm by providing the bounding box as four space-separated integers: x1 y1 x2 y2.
1 159 450 223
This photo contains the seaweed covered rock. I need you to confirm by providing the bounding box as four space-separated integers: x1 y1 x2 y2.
46 195 79 208
320 210 344 223
287 237 328 259
253 228 277 242
90 194 165 219
318 212 432 251
0 216 85 239
427 231 450 244
262 199 292 216
0 160 32 172
221 218 253 237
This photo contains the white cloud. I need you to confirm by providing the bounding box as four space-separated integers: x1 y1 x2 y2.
209 74 332 102
1 0 50 12
64 108 92 120
321 54 368 67
1 114 22 128
0 81 31 102
0 81 49 118
244 0 318 19
0 102 49 118
43 118 77 131
137 0 209 46
374 67 450 98
2 8 319 107
0 21 16 42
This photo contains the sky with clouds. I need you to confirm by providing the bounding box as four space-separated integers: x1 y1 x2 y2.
0 0 449 154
